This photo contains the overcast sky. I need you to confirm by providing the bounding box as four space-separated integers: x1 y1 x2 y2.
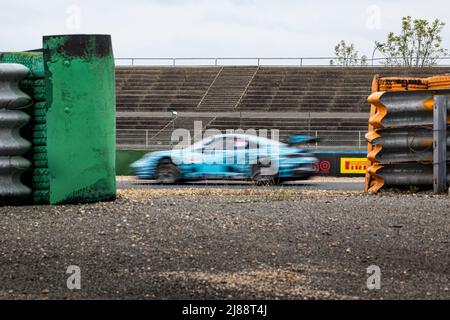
1 0 450 61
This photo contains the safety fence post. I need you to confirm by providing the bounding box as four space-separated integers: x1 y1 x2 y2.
433 95 448 193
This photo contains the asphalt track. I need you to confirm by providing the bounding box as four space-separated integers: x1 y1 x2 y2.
117 177 365 191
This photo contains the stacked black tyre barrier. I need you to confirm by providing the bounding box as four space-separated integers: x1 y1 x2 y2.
0 53 50 204
0 64 32 205
31 102 49 204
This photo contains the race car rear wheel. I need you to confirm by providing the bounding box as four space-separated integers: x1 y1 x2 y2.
251 163 279 185
155 159 180 184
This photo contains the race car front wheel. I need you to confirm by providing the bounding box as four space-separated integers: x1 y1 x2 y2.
155 159 180 184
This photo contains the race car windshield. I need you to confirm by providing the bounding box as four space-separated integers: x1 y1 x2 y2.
187 135 285 151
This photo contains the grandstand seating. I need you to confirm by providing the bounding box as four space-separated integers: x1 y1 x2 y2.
116 66 450 149
196 67 259 111
117 66 450 113
116 67 219 112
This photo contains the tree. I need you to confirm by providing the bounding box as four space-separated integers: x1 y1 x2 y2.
330 40 368 66
375 16 448 67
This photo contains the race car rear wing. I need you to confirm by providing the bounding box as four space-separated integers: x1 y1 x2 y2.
287 135 320 147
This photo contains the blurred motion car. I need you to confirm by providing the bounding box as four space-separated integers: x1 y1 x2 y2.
130 134 319 184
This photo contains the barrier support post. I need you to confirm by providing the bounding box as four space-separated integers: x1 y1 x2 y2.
433 95 447 193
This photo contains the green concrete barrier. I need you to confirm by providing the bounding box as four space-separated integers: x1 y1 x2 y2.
44 35 116 204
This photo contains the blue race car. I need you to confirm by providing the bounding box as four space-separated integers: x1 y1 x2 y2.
130 134 319 184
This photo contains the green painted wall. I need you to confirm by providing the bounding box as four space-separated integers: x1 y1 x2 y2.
44 35 116 204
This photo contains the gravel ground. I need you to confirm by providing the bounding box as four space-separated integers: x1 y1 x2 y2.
117 176 365 191
0 186 448 300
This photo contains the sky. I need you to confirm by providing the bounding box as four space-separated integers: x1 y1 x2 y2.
1 0 450 63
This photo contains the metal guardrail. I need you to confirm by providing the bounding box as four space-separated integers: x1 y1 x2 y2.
115 57 450 67
366 89 450 193
116 129 366 150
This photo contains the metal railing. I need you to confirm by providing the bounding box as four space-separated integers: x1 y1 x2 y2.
117 129 367 150
115 57 450 67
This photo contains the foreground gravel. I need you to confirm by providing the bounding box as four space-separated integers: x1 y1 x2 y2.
0 187 448 300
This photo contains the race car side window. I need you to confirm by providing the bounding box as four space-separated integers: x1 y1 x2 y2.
203 137 225 152
224 138 249 150
247 140 259 150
